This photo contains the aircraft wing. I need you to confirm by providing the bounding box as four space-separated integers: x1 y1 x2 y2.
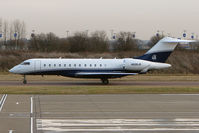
75 72 137 76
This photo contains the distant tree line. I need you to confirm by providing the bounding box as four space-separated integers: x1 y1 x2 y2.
28 31 139 53
1 30 140 53
0 18 142 52
29 31 109 52
0 18 26 50
1 18 199 53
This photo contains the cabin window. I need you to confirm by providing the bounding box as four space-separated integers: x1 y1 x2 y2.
90 64 92 67
44 64 46 67
64 64 66 67
69 64 71 67
100 64 102 67
49 64 51 67
74 64 76 67
59 64 61 67
84 64 87 67
79 64 81 67
54 64 56 67
21 62 30 65
94 64 97 67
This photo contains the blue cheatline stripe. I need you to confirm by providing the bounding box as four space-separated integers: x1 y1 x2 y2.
24 69 141 79
135 51 172 63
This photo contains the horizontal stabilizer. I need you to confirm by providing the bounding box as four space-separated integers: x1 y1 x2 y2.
162 38 196 43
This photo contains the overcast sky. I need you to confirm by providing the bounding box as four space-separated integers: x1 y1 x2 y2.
0 0 199 39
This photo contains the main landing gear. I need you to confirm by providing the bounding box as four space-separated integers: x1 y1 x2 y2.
23 75 27 84
101 78 109 85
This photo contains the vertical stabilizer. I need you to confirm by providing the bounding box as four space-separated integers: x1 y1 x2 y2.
136 37 195 63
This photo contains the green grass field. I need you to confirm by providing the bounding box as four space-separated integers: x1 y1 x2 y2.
0 86 199 95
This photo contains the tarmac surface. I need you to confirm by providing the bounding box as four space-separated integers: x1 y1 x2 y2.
1 80 199 86
0 94 199 133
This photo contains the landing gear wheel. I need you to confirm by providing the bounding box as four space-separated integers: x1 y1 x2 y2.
23 80 27 84
23 75 27 84
101 78 109 85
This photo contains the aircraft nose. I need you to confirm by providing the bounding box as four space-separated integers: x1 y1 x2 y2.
9 67 17 73
9 68 14 73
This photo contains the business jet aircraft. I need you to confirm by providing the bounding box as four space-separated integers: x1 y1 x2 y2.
9 37 195 84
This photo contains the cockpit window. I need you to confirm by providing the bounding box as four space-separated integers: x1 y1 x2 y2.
21 62 30 65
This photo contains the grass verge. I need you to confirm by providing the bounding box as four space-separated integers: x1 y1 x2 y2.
0 86 199 94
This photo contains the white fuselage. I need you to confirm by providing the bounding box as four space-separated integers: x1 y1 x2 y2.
9 58 171 78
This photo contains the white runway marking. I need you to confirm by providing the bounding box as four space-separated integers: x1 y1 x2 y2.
37 118 199 132
36 128 199 132
9 130 13 133
30 97 33 133
0 94 7 112
160 94 199 96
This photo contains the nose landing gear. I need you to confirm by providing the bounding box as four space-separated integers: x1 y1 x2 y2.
23 75 27 84
101 78 109 85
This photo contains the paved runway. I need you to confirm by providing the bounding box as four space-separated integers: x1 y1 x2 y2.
1 80 199 86
0 94 199 133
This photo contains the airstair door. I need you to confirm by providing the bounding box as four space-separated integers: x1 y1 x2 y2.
123 59 126 70
35 60 41 71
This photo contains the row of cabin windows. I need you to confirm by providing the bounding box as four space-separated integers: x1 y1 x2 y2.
43 64 106 67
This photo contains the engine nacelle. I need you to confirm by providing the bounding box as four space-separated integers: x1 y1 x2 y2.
124 58 149 71
124 58 171 72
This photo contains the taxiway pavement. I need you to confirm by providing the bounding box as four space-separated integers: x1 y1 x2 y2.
0 94 199 133
1 80 199 86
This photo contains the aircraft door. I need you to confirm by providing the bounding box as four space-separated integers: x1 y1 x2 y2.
34 60 41 71
123 59 126 70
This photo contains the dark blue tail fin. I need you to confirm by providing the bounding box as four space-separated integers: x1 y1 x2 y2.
136 37 194 63
136 51 172 63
